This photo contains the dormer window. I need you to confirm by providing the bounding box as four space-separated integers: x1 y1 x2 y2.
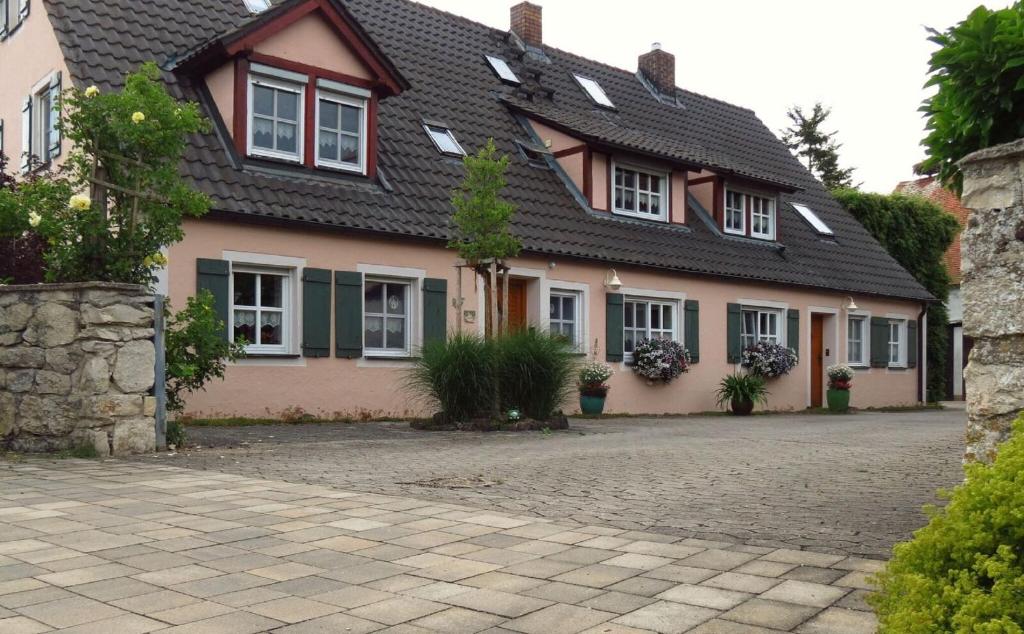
316 80 368 173
573 74 615 109
725 191 745 235
750 196 775 240
248 67 305 163
424 124 465 156
723 188 776 240
614 163 667 222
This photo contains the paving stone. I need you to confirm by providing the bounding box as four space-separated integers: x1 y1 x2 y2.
721 598 821 630
133 564 223 586
44 613 166 634
606 576 678 597
150 600 235 624
599 553 675 571
1 585 75 609
781 566 846 584
834 571 874 590
833 557 886 573
642 565 719 584
521 581 605 604
702 572 782 594
551 564 640 589
502 558 582 580
154 611 283 634
322 561 411 584
679 549 758 571
247 561 324 581
760 580 849 608
688 619 782 633
172 571 272 598
110 589 201 613
402 581 474 601
309 585 395 608
732 560 798 578
505 603 616 634
579 590 655 614
16 595 126 628
796 607 877 633
348 596 447 625
366 574 434 593
412 606 506 633
835 588 873 612
759 550 846 568
461 572 546 593
612 600 719 633
212 587 290 607
446 587 553 618
35 562 139 587
615 541 704 559
272 612 385 634
656 583 752 610
0 615 51 634
244 596 340 623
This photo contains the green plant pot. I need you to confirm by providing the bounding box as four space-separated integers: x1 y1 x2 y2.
731 397 754 416
579 394 606 416
827 388 851 412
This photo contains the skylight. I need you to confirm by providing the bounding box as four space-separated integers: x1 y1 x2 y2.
424 124 466 156
573 74 614 109
243 0 271 13
485 55 520 85
791 203 834 236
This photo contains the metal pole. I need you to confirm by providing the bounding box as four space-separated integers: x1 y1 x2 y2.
153 294 167 451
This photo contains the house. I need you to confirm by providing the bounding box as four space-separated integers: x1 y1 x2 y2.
1 0 934 418
895 176 970 400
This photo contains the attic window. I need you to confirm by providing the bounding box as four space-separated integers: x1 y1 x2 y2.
243 0 271 13
485 55 520 85
573 74 615 109
791 202 834 236
424 124 465 156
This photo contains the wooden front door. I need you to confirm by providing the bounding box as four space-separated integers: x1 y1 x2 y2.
504 279 527 331
811 314 824 407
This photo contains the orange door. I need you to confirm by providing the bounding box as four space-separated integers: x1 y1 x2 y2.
811 314 824 407
505 279 527 331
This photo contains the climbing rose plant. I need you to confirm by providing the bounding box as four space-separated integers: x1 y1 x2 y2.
742 341 798 378
0 62 210 285
632 339 691 384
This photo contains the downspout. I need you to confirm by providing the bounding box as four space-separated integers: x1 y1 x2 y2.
918 302 929 403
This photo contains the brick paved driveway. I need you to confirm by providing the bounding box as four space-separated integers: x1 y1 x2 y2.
147 409 965 558
1 459 885 633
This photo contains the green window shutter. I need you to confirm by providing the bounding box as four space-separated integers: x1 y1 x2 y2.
684 299 699 363
870 317 889 368
787 308 800 357
196 258 230 341
907 319 918 369
301 268 331 358
605 293 623 362
334 271 363 358
422 278 447 347
726 303 742 363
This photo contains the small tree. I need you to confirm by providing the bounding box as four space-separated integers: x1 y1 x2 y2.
782 103 857 190
448 138 520 337
833 189 959 401
919 3 1024 193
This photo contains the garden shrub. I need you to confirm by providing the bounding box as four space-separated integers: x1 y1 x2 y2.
492 329 576 420
871 414 1024 632
408 333 495 423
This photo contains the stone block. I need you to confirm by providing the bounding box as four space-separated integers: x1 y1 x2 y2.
81 428 111 458
112 418 156 455
44 347 79 374
112 340 155 393
17 395 78 436
960 170 1019 211
7 369 35 392
25 302 79 347
84 395 144 417
965 359 1024 418
0 347 45 368
0 302 33 333
0 392 15 437
143 396 157 416
0 332 21 345
35 370 71 395
82 303 153 327
78 356 110 394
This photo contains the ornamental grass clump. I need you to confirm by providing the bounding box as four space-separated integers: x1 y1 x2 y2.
742 341 798 378
871 414 1024 632
492 329 576 420
632 338 690 384
407 333 495 423
827 363 854 390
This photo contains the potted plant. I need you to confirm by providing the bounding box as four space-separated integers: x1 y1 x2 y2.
742 342 798 378
715 373 769 416
826 364 854 412
578 361 613 415
632 338 691 385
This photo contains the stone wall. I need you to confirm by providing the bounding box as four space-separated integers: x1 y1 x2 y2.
0 282 157 455
959 139 1024 462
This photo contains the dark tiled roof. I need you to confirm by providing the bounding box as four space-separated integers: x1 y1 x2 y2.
43 0 932 301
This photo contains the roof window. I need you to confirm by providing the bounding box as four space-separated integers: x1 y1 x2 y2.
424 124 466 156
243 0 271 13
790 202 834 236
485 55 520 85
573 74 614 109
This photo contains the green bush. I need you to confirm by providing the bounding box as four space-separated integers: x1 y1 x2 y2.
493 329 576 420
165 419 187 448
871 414 1024 632
408 333 495 422
408 330 577 422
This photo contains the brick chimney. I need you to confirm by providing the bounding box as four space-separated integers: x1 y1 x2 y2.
511 2 542 47
638 42 676 95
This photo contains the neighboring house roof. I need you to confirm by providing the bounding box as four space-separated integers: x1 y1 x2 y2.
894 176 968 284
42 0 933 301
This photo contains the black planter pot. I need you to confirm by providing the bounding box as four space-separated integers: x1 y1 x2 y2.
731 396 754 416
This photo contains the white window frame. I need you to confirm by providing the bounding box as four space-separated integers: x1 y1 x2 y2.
27 74 56 168
846 314 869 367
724 189 745 235
247 73 305 163
888 319 907 368
741 307 782 349
549 289 582 351
230 265 293 355
314 88 367 173
363 276 415 358
612 161 669 222
750 195 776 240
622 296 681 363
424 124 466 156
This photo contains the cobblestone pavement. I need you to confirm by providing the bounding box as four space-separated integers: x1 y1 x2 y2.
1 459 885 633
143 409 965 558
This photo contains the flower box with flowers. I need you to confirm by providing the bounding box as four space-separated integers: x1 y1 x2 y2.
741 342 798 378
632 339 691 384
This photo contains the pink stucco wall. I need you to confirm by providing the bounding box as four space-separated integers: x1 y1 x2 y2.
255 13 372 79
0 7 72 169
168 217 923 419
205 62 235 134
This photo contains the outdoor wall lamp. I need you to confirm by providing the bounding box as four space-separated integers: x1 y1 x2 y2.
843 296 859 311
604 269 622 291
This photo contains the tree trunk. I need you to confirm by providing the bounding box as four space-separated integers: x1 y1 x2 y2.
489 261 498 340
501 267 509 335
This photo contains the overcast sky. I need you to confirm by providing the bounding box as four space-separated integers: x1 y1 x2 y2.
416 0 986 193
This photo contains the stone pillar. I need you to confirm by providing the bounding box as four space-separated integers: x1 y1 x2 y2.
959 139 1024 462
